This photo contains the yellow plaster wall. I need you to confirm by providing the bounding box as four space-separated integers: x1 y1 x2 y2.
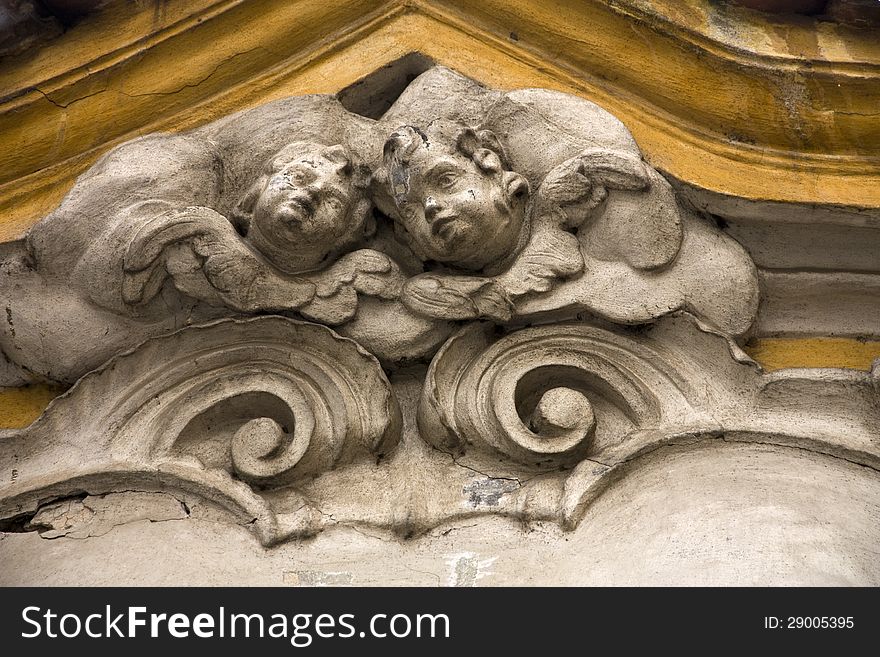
744 338 880 373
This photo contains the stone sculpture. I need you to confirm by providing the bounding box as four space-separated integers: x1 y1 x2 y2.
0 96 415 382
1 67 877 548
376 98 759 336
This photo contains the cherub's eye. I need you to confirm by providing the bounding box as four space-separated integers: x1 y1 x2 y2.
325 198 343 211
281 169 308 187
437 172 458 189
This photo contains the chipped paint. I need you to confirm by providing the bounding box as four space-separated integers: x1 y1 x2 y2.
445 552 497 587
283 570 354 587
462 477 519 508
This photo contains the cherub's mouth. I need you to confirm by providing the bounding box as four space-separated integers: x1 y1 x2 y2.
430 213 460 239
284 194 315 219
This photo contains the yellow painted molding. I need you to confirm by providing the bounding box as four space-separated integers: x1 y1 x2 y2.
0 0 393 181
413 1 880 198
0 0 399 239
1 0 880 240
1 0 236 103
744 337 880 372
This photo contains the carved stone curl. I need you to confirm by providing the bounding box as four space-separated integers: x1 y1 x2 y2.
419 314 880 533
419 321 695 467
0 317 401 545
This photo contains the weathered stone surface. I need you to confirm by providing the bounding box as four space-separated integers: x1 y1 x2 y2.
0 66 876 584
2 441 877 586
0 66 761 385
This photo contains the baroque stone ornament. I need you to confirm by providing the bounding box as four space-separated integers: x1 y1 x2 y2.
0 67 877 548
0 317 401 546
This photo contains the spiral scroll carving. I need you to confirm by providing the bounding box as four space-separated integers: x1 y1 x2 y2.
2 316 401 497
0 316 404 544
420 322 694 467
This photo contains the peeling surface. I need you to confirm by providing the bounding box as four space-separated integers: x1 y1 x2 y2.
283 570 354 587
445 552 497 587
462 477 520 508
3 440 877 586
27 491 190 539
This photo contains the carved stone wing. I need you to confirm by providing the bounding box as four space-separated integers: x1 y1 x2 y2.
537 149 684 271
400 216 583 322
401 275 515 321
299 249 406 325
123 207 407 323
122 205 318 312
536 147 650 222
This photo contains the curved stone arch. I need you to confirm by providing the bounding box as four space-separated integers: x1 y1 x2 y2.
562 428 880 531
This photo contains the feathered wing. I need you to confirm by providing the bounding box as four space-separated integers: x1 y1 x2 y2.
537 149 683 271
122 206 317 312
401 213 584 322
534 148 649 226
123 207 405 320
299 249 406 325
498 219 584 297
402 274 516 322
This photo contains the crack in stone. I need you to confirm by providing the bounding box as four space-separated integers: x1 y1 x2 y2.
32 46 272 110
32 85 108 109
718 435 880 475
2 488 256 541
830 110 880 118
117 47 271 100
310 505 398 544
428 443 525 487
599 432 880 476
4 432 875 545
578 455 614 469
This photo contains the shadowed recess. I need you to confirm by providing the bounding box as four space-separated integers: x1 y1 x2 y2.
337 51 435 120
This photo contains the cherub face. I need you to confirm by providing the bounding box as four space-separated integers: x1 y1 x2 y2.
388 130 529 272
252 144 358 250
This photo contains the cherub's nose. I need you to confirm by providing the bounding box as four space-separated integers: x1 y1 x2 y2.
424 196 441 222
304 179 324 201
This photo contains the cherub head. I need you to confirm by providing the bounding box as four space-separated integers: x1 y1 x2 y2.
377 121 529 272
233 142 371 273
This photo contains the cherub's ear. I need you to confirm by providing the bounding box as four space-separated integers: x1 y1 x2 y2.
473 148 503 174
230 177 264 236
475 129 507 167
322 144 350 164
458 128 510 172
456 127 481 156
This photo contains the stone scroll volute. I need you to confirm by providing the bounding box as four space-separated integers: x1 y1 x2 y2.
1 66 876 547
